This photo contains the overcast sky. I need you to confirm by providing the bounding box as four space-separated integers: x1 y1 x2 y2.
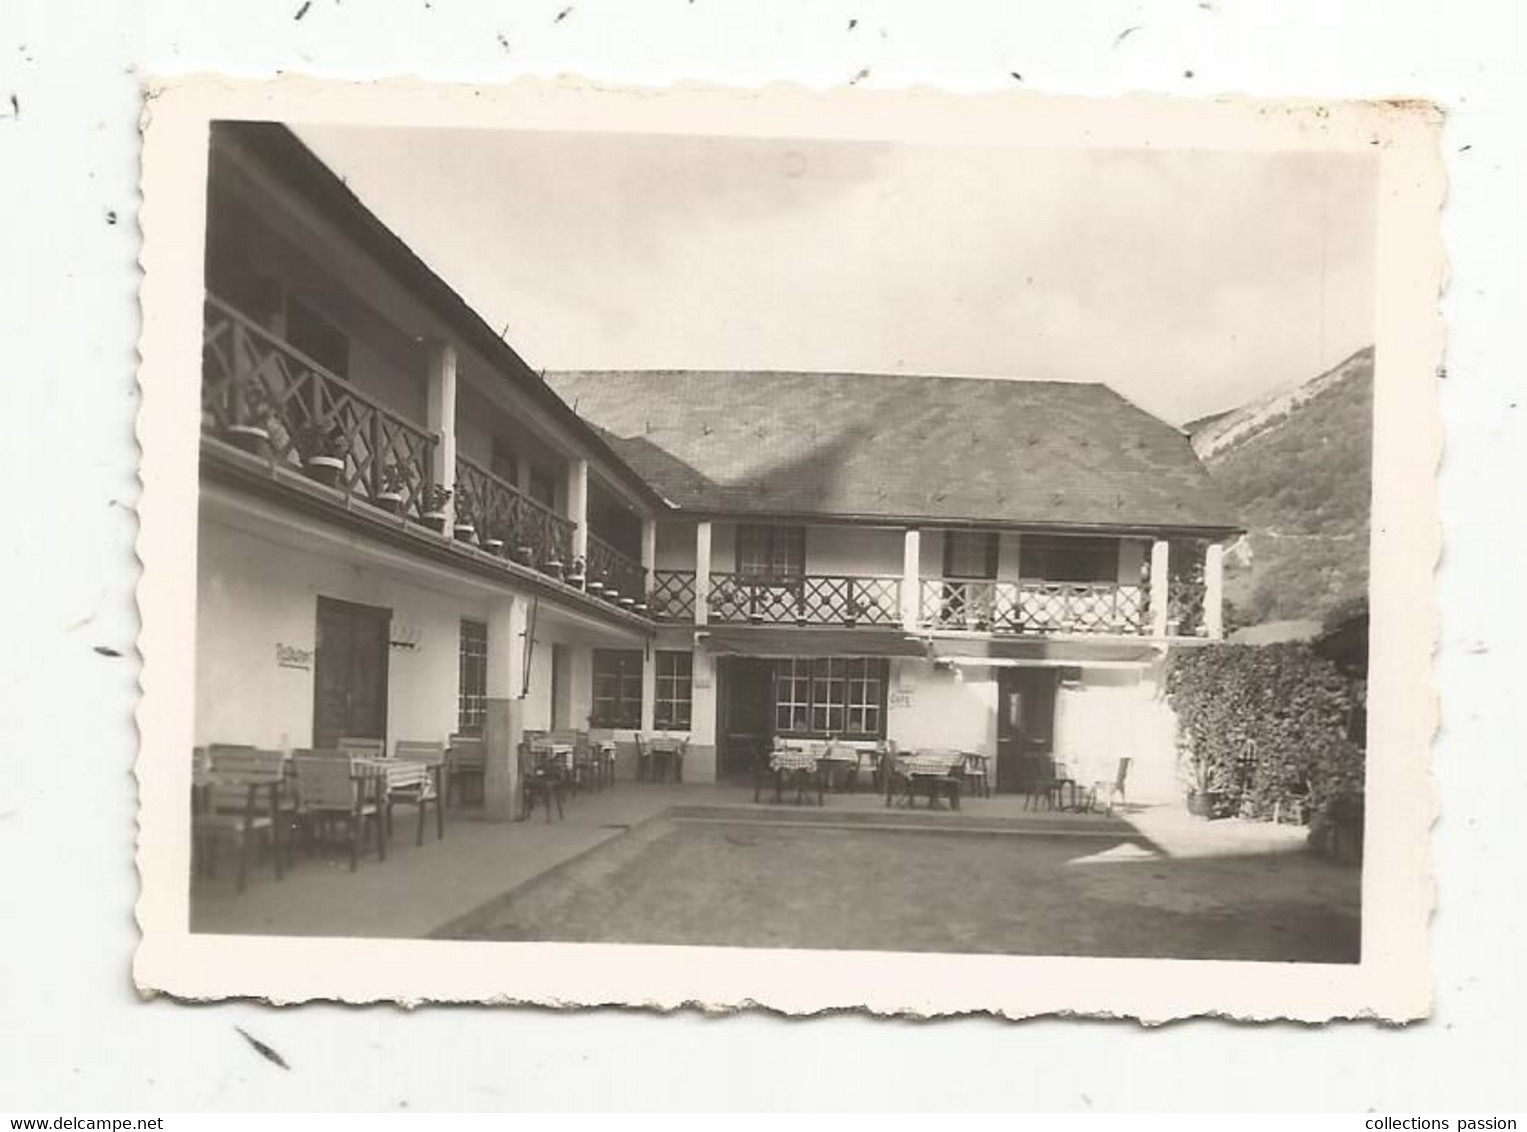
297 124 1376 426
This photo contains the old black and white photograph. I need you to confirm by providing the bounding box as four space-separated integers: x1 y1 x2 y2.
132 79 1439 1018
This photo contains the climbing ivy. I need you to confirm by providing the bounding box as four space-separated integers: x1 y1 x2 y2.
1164 642 1362 823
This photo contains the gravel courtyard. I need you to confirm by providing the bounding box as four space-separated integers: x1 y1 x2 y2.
440 805 1361 963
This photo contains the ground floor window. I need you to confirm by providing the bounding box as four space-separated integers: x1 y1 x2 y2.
592 648 643 729
458 619 488 735
773 658 887 739
654 650 693 730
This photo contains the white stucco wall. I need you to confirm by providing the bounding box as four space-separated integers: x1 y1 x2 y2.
886 658 998 753
1051 663 1179 804
195 517 485 750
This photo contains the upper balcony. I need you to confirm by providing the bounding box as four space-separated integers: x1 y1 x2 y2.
201 295 652 614
648 521 1220 639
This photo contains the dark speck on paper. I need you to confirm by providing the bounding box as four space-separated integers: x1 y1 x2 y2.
235 1027 291 1071
849 67 870 85
1011 72 1023 82
105 209 118 225
293 0 311 19
554 6 572 22
848 18 857 30
93 645 123 658
1113 24 1142 46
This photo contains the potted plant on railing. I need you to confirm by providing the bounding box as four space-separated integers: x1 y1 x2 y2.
374 463 407 515
419 485 452 534
452 484 478 544
586 569 605 596
543 543 565 581
295 415 349 488
842 596 868 628
226 378 277 459
566 556 587 589
481 523 507 558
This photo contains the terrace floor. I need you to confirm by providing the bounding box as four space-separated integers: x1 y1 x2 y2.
190 785 1360 962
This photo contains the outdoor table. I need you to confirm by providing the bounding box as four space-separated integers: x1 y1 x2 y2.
767 747 825 806
647 735 685 784
899 751 966 810
589 737 618 788
816 745 864 793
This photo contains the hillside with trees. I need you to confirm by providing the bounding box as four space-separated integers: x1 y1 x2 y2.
1194 347 1374 626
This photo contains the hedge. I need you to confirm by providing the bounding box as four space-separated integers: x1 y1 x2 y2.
1164 642 1363 824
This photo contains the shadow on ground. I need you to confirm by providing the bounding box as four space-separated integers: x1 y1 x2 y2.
435 803 1360 964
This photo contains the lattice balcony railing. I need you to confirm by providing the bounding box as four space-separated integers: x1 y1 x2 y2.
648 570 696 623
585 532 647 605
707 573 901 627
202 295 438 518
454 454 575 571
919 579 1148 635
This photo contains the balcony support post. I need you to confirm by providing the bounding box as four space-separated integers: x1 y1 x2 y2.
641 517 657 600
1149 539 1171 638
1204 542 1225 640
425 341 457 526
694 521 712 627
567 458 589 571
901 528 922 630
483 593 527 822
641 642 657 733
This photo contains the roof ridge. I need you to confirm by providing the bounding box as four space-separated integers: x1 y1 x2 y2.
548 368 1109 389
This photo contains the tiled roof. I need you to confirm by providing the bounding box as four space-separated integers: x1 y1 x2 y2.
547 370 1241 533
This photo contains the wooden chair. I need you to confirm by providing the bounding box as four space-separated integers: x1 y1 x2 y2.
519 739 565 822
880 747 913 808
634 732 652 782
1086 757 1132 816
391 740 446 844
292 752 384 870
338 735 386 760
961 750 991 799
445 734 486 806
193 746 288 893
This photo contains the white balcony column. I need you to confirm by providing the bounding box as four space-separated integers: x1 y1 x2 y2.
901 527 922 630
1149 539 1171 638
567 457 589 568
641 641 657 733
641 516 657 599
483 594 527 822
694 521 713 626
425 340 458 524
1204 542 1226 640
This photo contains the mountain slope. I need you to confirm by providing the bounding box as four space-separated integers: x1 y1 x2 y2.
1194 347 1374 625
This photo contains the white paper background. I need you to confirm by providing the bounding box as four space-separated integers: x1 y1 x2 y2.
2 0 1521 1112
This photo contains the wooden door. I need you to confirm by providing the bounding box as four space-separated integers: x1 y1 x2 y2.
719 657 774 778
995 667 1058 793
313 596 391 750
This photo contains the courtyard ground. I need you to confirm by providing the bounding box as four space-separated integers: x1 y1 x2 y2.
191 784 1359 963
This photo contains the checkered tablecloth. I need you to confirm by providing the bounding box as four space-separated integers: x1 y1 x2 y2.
901 752 964 777
769 749 821 772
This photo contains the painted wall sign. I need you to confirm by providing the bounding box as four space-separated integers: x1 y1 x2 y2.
888 690 914 709
276 643 313 671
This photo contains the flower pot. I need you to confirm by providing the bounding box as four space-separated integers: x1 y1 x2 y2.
567 572 586 590
421 510 449 534
587 580 604 594
1186 790 1221 818
634 602 649 615
515 545 535 565
619 596 636 610
453 523 477 544
482 537 505 556
226 424 271 458
543 558 564 580
374 491 404 515
304 455 345 487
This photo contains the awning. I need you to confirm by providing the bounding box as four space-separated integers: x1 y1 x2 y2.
696 626 931 659
927 635 1164 668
